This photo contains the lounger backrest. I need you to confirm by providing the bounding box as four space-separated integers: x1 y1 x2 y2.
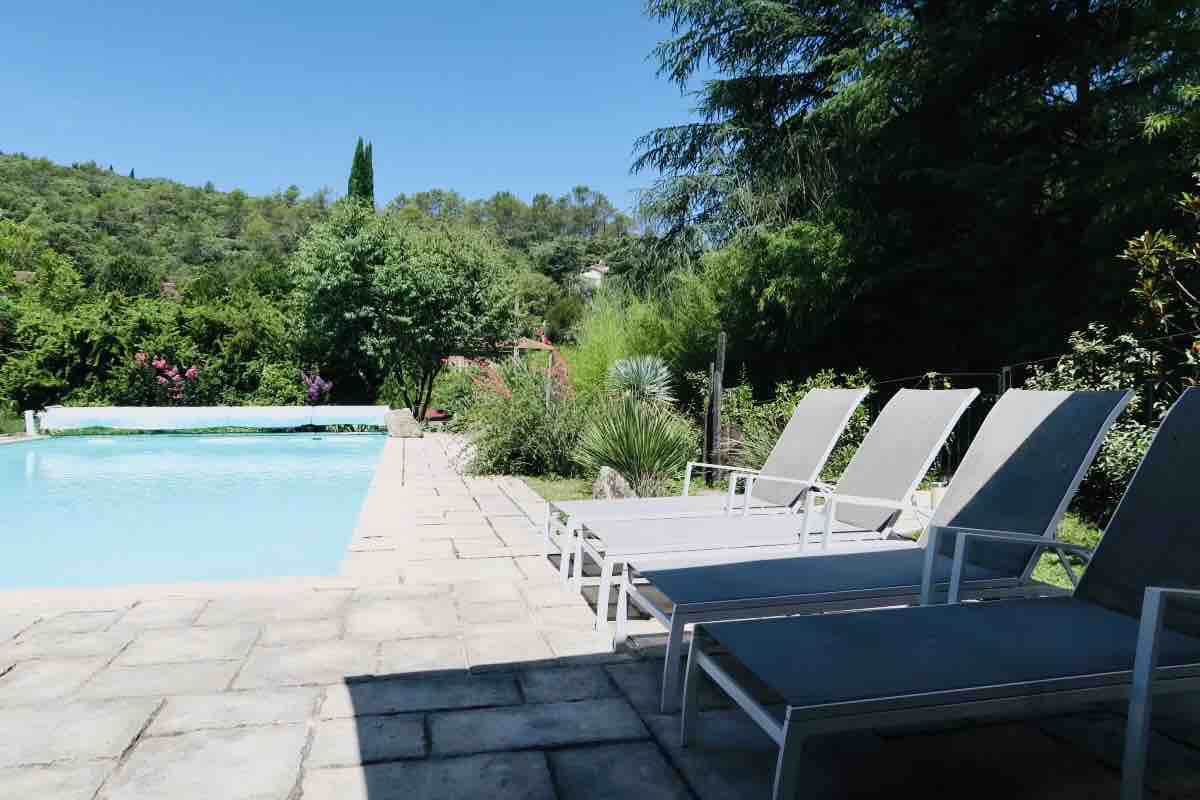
932 389 1130 576
752 388 869 507
833 389 979 531
1076 388 1200 636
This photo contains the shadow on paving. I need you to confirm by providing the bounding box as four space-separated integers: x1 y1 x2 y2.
299 648 1197 800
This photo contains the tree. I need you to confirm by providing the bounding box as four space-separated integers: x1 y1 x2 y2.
291 202 516 418
368 220 515 420
346 137 375 206
636 0 1200 378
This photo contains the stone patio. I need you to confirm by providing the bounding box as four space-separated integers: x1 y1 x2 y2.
0 433 1198 798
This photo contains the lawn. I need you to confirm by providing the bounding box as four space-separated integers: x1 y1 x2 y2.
0 414 24 435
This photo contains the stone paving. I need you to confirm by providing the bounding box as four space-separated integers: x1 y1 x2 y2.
0 433 1198 798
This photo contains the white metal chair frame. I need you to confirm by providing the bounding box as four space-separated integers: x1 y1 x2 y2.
1121 586 1200 800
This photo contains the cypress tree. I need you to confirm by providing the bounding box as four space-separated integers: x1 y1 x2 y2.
362 142 375 207
347 138 365 201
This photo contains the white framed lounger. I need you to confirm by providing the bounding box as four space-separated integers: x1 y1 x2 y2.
542 387 870 580
681 387 1200 800
575 387 980 630
616 389 1131 712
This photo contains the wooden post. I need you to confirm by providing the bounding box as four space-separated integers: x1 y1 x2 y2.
706 332 727 486
544 350 554 408
702 362 713 472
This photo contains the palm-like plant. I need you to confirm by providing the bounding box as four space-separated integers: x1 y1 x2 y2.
574 395 696 496
606 356 675 404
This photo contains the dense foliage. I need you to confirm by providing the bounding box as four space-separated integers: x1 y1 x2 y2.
633 0 1200 387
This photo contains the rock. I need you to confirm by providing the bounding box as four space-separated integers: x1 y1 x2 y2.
385 409 423 438
592 467 636 499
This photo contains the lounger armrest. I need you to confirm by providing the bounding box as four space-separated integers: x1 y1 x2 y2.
1122 586 1200 799
942 528 1093 603
682 461 758 497
724 472 815 517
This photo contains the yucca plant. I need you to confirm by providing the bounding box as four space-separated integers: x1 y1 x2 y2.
574 395 697 496
606 355 675 404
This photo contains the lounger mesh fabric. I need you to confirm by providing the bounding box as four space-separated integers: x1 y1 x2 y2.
751 388 869 507
1076 388 1200 637
552 388 865 522
643 547 1004 605
831 389 978 530
703 597 1200 709
932 389 1129 574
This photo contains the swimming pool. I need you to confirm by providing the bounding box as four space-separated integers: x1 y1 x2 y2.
0 434 385 588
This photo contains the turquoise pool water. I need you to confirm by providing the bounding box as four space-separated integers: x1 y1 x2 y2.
0 434 385 588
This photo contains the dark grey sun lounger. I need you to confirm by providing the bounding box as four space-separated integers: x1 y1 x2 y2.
619 389 1131 711
543 388 869 579
681 387 1200 800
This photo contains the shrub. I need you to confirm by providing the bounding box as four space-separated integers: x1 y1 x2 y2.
252 363 307 405
1024 323 1163 526
461 359 588 477
574 396 698 496
607 356 675 403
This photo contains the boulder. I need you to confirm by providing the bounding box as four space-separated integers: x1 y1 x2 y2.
592 467 636 499
385 408 423 438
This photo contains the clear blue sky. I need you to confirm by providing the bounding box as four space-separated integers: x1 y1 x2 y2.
1 2 703 212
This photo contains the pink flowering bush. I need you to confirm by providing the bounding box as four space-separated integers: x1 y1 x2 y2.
133 352 201 405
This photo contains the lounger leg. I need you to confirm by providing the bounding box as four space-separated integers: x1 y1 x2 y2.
680 630 704 747
613 570 629 645
543 508 553 558
595 558 616 632
571 533 586 590
660 612 687 713
772 719 806 800
1122 589 1167 800
556 522 571 578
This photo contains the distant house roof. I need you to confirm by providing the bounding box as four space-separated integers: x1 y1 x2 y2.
12 270 34 283
160 280 180 299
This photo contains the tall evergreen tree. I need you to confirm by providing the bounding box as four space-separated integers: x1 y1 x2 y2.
347 138 365 201
346 137 375 207
362 142 375 208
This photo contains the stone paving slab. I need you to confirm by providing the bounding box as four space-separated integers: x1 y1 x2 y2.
0 630 133 661
116 623 259 665
0 697 160 766
321 673 521 718
428 698 648 756
99 724 308 800
149 688 320 735
301 752 556 800
0 656 108 703
378 637 467 675
517 665 619 704
549 742 694 800
234 641 379 688
0 763 113 800
308 715 427 767
80 660 242 699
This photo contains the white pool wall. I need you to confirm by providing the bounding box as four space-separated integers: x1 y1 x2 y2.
38 405 390 431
